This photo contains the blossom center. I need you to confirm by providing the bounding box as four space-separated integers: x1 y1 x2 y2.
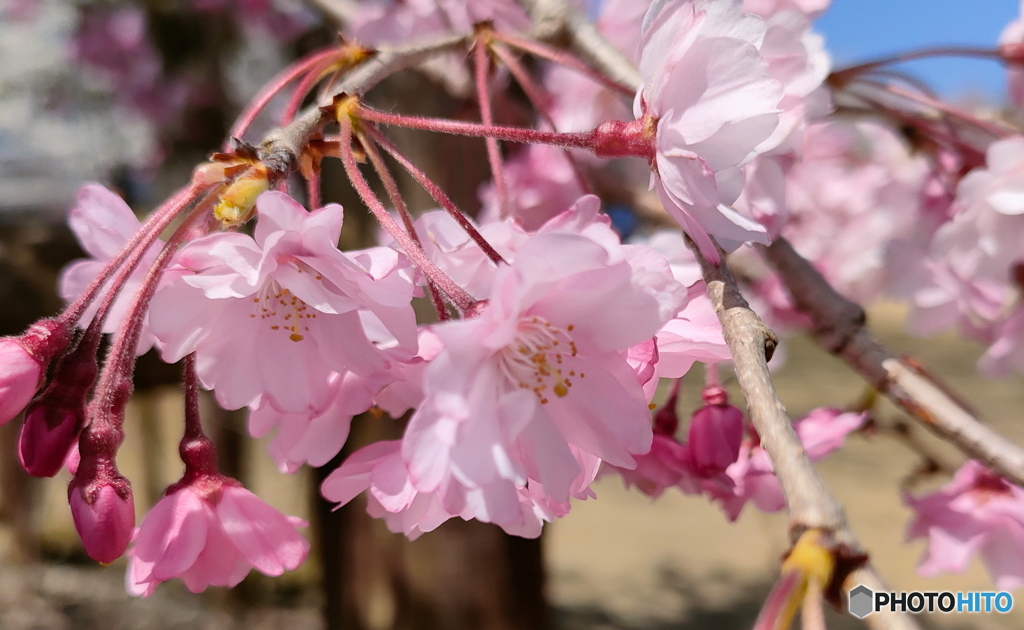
495 316 584 404
250 276 319 342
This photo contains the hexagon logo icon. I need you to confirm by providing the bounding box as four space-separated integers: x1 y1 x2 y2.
849 585 874 619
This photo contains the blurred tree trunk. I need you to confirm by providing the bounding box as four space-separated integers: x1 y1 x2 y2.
313 417 551 630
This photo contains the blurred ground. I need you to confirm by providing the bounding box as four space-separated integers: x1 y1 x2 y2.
1 303 1023 630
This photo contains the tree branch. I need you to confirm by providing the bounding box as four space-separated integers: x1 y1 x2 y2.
692 239 920 630
258 34 471 175
761 237 1024 488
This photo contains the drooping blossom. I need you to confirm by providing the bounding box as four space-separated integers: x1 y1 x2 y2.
635 0 784 261
904 460 1024 590
59 184 160 353
127 480 309 595
149 192 418 413
386 227 684 533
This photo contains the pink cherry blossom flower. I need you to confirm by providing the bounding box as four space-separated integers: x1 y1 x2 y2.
635 0 784 261
904 460 1024 590
59 184 161 353
127 480 309 596
149 192 418 414
402 229 683 523
0 338 43 425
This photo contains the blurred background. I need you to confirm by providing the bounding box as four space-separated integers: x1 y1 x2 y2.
2 1 1024 629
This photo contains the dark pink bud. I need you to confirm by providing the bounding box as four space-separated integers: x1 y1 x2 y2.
0 338 43 425
653 381 681 436
685 387 744 478
19 404 81 477
70 478 135 564
18 341 99 477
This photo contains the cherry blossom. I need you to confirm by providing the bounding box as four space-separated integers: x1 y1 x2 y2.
149 192 418 413
401 229 682 524
60 184 161 353
127 480 309 595
905 460 1024 590
635 0 784 261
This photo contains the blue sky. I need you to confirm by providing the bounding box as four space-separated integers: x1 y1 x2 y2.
816 0 1019 100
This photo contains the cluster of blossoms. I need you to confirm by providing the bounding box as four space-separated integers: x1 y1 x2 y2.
6 0 1024 607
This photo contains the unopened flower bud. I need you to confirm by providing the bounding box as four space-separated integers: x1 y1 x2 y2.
685 386 744 477
19 343 98 477
70 478 135 564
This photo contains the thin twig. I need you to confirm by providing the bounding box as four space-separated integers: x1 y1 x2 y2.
691 239 920 630
761 237 1024 488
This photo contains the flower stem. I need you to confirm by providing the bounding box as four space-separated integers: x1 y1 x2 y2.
491 31 636 97
58 184 205 332
84 197 213 458
363 124 507 266
474 38 510 217
338 117 477 313
357 129 450 321
356 105 597 150
490 42 592 194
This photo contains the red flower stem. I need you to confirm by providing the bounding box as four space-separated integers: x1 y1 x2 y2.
490 42 593 194
357 129 450 321
363 124 507 266
474 39 510 217
491 31 635 97
226 47 345 147
57 184 205 332
356 105 597 150
281 57 342 127
338 117 476 313
84 197 213 455
831 46 1003 84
